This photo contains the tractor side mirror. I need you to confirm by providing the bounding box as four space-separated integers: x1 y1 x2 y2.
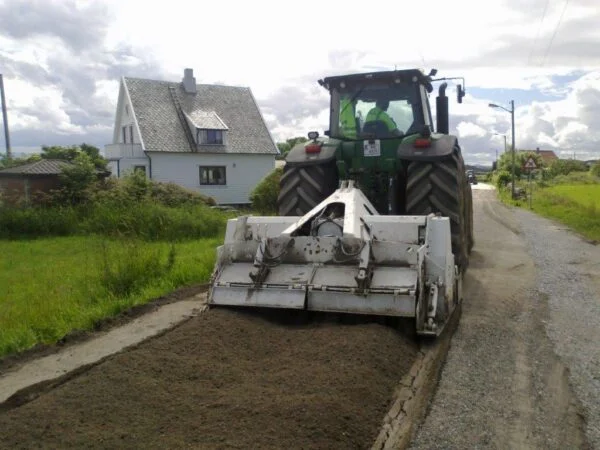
457 85 465 104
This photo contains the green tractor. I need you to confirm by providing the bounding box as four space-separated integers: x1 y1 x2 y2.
207 68 474 336
277 68 473 270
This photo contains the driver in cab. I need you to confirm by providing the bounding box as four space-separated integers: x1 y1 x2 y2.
364 99 403 136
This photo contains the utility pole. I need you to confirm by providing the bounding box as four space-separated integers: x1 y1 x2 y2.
0 74 11 160
490 101 516 198
511 100 515 198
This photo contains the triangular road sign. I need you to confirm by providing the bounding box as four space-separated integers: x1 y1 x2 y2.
524 157 537 169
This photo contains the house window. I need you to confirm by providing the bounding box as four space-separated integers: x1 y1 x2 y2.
125 104 129 116
122 126 127 143
133 165 146 176
205 129 223 145
199 166 226 185
129 125 134 143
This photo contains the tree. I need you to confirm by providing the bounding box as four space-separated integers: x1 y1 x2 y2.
275 136 308 160
497 150 544 178
41 143 108 170
0 152 41 169
54 152 99 205
249 167 283 214
41 145 80 161
547 158 589 177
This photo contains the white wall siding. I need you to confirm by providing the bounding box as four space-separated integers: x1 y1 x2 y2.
119 157 150 177
149 152 276 204
107 160 119 177
115 89 141 146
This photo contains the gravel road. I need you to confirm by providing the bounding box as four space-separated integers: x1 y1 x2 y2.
410 187 593 450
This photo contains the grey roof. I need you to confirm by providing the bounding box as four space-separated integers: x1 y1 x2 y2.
0 159 73 175
185 110 228 130
124 77 279 155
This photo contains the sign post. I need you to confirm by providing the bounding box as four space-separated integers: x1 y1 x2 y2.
523 157 537 209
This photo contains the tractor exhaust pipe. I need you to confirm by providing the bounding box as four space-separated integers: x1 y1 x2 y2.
436 82 449 135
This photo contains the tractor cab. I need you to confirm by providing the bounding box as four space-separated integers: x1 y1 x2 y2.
319 69 435 141
318 69 465 140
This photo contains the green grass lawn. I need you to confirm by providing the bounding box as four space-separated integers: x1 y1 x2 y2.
499 183 600 242
531 184 600 242
0 235 221 358
542 184 600 209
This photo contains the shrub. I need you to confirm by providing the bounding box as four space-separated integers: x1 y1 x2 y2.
88 172 215 208
496 170 511 189
548 159 589 177
149 180 216 207
591 162 600 178
0 194 227 241
249 167 283 214
0 170 225 241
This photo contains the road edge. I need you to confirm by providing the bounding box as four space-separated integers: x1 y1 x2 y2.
371 303 462 450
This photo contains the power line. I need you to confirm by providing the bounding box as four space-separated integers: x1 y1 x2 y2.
527 0 550 65
540 0 570 67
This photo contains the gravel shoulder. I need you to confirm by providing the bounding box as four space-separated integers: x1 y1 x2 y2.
513 206 600 449
409 188 590 450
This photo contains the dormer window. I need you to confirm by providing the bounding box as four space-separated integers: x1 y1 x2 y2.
204 129 224 145
183 110 229 147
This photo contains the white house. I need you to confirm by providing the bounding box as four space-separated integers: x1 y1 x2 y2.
104 68 279 205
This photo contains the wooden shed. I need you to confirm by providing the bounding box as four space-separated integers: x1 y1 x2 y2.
0 159 75 206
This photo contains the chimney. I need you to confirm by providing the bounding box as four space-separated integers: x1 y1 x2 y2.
182 68 197 94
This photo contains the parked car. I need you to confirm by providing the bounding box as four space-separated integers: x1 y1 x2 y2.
466 170 478 185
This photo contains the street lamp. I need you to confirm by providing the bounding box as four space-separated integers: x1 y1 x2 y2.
489 101 515 198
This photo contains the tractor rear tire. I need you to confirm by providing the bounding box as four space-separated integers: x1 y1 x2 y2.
277 161 339 216
405 148 470 271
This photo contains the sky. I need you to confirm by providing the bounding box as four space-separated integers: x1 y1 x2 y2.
1 0 599 166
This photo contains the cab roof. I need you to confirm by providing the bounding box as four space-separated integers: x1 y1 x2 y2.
318 69 434 93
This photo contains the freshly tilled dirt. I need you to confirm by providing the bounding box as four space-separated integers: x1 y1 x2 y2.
0 307 419 449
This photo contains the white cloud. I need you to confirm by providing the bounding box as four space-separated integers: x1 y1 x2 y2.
0 0 599 165
457 122 487 138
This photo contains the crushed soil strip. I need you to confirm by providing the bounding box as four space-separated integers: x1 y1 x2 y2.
0 307 419 449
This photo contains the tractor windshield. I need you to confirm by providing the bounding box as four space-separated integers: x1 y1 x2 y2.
329 81 427 140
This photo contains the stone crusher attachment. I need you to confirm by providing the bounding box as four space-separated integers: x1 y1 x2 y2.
208 181 462 336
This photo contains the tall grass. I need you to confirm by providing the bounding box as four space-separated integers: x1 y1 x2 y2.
0 206 81 238
0 236 221 358
0 200 231 240
497 181 600 242
531 185 600 242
